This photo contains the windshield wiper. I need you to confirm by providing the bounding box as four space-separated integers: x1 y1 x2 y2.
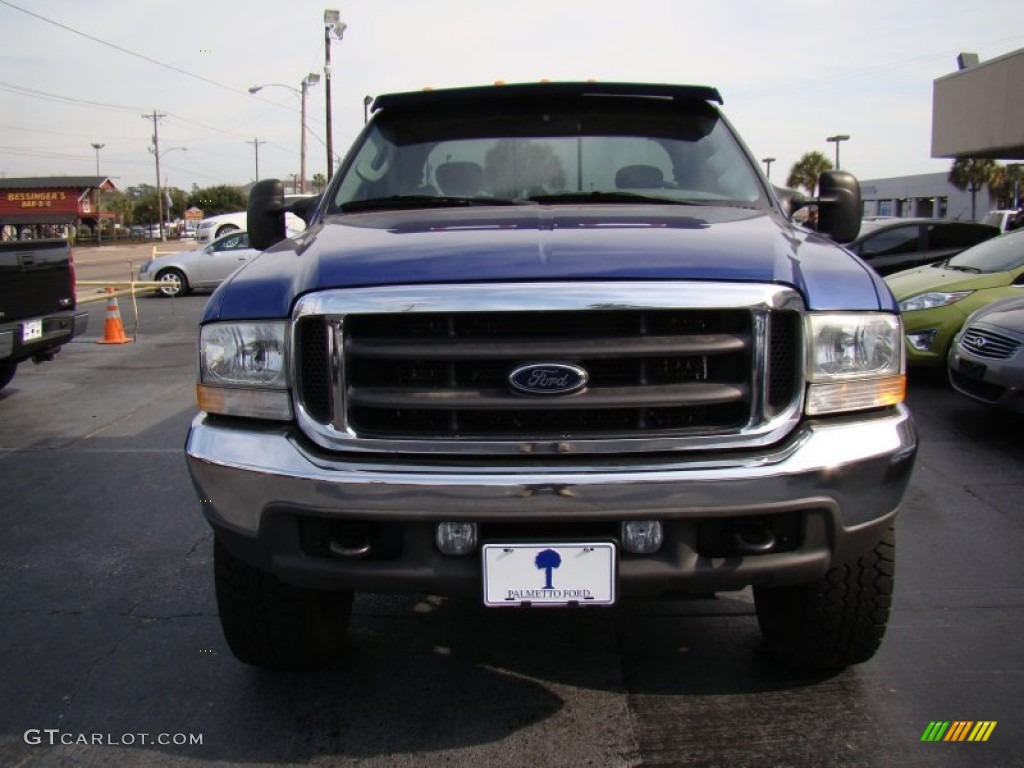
943 264 982 273
339 195 526 212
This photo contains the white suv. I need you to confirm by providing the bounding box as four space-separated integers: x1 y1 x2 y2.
982 209 1020 233
196 206 309 245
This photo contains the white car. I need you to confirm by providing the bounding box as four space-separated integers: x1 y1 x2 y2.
138 230 260 297
195 197 313 244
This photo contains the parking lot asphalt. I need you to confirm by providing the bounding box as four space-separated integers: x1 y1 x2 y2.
0 295 1022 767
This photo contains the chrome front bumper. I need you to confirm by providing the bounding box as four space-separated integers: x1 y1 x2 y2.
186 406 917 595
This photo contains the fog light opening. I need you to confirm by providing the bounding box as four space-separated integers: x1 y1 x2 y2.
907 329 939 352
621 520 663 554
436 522 478 555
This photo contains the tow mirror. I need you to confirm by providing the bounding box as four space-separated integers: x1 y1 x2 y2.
248 179 286 251
816 171 862 244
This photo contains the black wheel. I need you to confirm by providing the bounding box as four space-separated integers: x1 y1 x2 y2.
215 224 240 239
213 539 353 669
0 361 17 391
754 525 895 670
155 268 189 297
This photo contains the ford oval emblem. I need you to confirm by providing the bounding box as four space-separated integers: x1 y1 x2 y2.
509 362 589 395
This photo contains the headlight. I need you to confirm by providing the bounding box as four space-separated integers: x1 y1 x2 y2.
805 313 905 415
197 322 291 419
898 291 973 312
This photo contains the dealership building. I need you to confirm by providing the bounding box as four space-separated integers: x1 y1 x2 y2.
858 48 1022 223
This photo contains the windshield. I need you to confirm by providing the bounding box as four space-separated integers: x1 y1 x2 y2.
328 100 768 212
947 229 1024 273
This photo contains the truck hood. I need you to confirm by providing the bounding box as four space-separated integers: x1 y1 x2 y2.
203 205 891 321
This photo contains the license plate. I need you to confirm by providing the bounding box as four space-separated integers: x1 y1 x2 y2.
22 320 43 343
482 542 616 607
959 358 987 380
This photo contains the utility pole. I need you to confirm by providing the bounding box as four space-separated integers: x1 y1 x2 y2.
91 143 105 244
142 111 167 241
247 137 266 181
761 157 775 180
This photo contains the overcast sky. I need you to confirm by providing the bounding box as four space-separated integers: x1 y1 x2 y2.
1 0 1021 192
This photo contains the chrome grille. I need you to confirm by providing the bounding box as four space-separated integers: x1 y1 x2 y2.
291 283 805 456
959 327 1021 360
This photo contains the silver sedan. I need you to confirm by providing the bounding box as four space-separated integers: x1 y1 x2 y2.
948 295 1024 412
138 231 259 297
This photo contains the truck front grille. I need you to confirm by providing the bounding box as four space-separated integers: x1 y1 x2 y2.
294 284 803 453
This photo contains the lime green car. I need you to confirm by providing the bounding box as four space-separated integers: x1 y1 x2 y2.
885 229 1024 366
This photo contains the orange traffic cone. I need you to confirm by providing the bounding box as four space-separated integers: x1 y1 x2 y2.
96 287 133 345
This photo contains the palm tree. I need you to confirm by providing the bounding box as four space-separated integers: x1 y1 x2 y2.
311 173 328 193
786 151 833 197
535 549 562 590
988 162 1024 209
948 158 1000 220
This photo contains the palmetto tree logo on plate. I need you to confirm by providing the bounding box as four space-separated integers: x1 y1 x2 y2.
535 549 562 589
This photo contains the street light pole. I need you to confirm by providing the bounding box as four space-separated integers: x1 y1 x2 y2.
324 9 347 180
300 74 319 193
249 75 320 193
91 142 104 244
761 157 776 180
826 134 850 170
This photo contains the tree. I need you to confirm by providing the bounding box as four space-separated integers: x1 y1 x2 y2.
104 191 134 227
988 162 1024 209
311 173 328 193
535 549 562 590
948 158 1000 220
187 185 246 216
131 189 162 224
786 152 833 197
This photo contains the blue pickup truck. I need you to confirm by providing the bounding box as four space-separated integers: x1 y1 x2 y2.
186 82 917 671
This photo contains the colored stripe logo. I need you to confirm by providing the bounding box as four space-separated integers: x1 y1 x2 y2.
921 721 997 742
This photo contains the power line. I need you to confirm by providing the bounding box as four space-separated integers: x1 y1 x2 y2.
0 0 256 100
0 80 139 114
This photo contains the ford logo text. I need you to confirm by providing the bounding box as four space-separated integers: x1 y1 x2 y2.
509 363 589 395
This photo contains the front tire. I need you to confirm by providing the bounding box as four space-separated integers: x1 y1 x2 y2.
155 268 189 297
754 525 895 670
214 539 353 669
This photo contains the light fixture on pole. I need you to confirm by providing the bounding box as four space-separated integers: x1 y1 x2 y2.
761 157 776 180
248 73 320 193
363 95 373 124
91 143 105 243
324 9 347 180
826 134 850 170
